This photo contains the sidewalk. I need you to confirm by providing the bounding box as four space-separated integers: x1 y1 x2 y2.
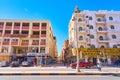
0 66 120 75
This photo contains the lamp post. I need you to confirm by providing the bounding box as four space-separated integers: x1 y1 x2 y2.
73 6 80 72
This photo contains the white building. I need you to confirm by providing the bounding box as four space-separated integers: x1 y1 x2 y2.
69 7 120 49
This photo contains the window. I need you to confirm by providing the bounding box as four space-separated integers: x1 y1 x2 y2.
113 45 117 48
97 18 101 21
109 16 113 20
99 36 103 40
112 35 116 39
40 47 45 53
98 27 102 31
12 39 18 42
79 36 83 40
42 23 47 26
89 16 93 20
78 18 82 22
80 45 84 48
91 45 95 48
110 25 115 29
33 40 39 43
0 22 4 26
13 31 19 34
22 23 29 26
41 31 46 34
101 45 105 48
79 27 82 31
33 23 39 26
90 35 94 39
41 39 46 42
33 31 39 35
6 22 12 26
4 39 10 42
22 40 29 43
89 25 93 29
14 23 20 26
22 31 29 34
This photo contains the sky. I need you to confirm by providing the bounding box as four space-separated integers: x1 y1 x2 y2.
0 0 120 56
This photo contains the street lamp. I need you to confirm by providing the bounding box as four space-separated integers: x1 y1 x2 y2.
73 6 80 72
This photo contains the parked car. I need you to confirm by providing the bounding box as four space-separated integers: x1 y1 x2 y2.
21 61 30 67
11 61 19 67
0 61 10 67
70 62 94 69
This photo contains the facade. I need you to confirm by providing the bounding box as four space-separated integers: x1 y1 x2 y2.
69 7 120 64
0 19 57 61
69 8 120 49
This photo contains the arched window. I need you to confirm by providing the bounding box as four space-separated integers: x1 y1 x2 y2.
98 27 102 31
78 18 82 22
113 45 117 48
112 35 116 39
110 25 115 29
90 35 94 39
79 27 82 31
89 16 93 20
109 16 113 20
91 45 95 48
89 25 93 29
79 36 83 40
80 45 84 48
99 36 103 40
97 18 101 21
101 45 105 48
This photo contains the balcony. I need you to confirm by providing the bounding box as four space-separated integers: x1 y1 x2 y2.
32 42 39 45
4 34 11 37
5 26 12 29
41 34 46 37
98 39 109 43
78 39 86 43
0 26 3 30
40 42 46 45
10 34 19 37
41 26 46 30
14 26 20 30
2 42 9 45
0 34 2 37
11 42 18 45
97 29 107 33
78 29 86 33
22 26 29 30
21 42 29 46
20 34 28 37
31 35 39 38
32 26 39 29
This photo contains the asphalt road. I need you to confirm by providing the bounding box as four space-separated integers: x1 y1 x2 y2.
0 75 120 80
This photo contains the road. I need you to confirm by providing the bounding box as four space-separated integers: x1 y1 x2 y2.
0 75 120 80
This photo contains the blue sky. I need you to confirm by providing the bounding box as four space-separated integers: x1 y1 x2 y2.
0 0 120 56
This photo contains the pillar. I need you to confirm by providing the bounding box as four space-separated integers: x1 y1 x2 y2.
85 56 88 62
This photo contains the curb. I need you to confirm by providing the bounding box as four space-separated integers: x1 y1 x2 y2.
0 73 120 76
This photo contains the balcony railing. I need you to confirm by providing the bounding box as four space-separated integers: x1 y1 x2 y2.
32 26 39 29
31 35 39 38
20 34 28 37
41 34 46 37
10 34 28 37
40 42 46 45
97 29 107 32
21 42 29 46
4 34 11 37
32 42 39 45
6 26 12 29
0 34 2 37
22 26 29 29
0 26 3 29
98 39 109 42
41 26 46 30
11 42 18 45
14 26 20 29
2 42 9 45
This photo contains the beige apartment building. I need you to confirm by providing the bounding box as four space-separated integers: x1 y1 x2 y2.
0 19 58 61
69 7 120 64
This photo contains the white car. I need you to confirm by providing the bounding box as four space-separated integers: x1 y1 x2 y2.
21 61 29 67
0 61 9 67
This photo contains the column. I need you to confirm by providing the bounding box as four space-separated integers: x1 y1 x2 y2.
85 56 88 62
107 56 111 65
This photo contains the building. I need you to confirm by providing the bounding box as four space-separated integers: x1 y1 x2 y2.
69 7 120 64
60 40 72 63
0 19 57 62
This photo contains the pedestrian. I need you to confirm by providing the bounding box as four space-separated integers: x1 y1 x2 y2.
97 63 101 71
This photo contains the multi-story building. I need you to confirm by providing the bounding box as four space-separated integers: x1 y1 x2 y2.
69 7 120 64
69 7 120 49
0 19 57 61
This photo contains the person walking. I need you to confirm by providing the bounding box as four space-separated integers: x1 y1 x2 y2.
97 63 101 71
